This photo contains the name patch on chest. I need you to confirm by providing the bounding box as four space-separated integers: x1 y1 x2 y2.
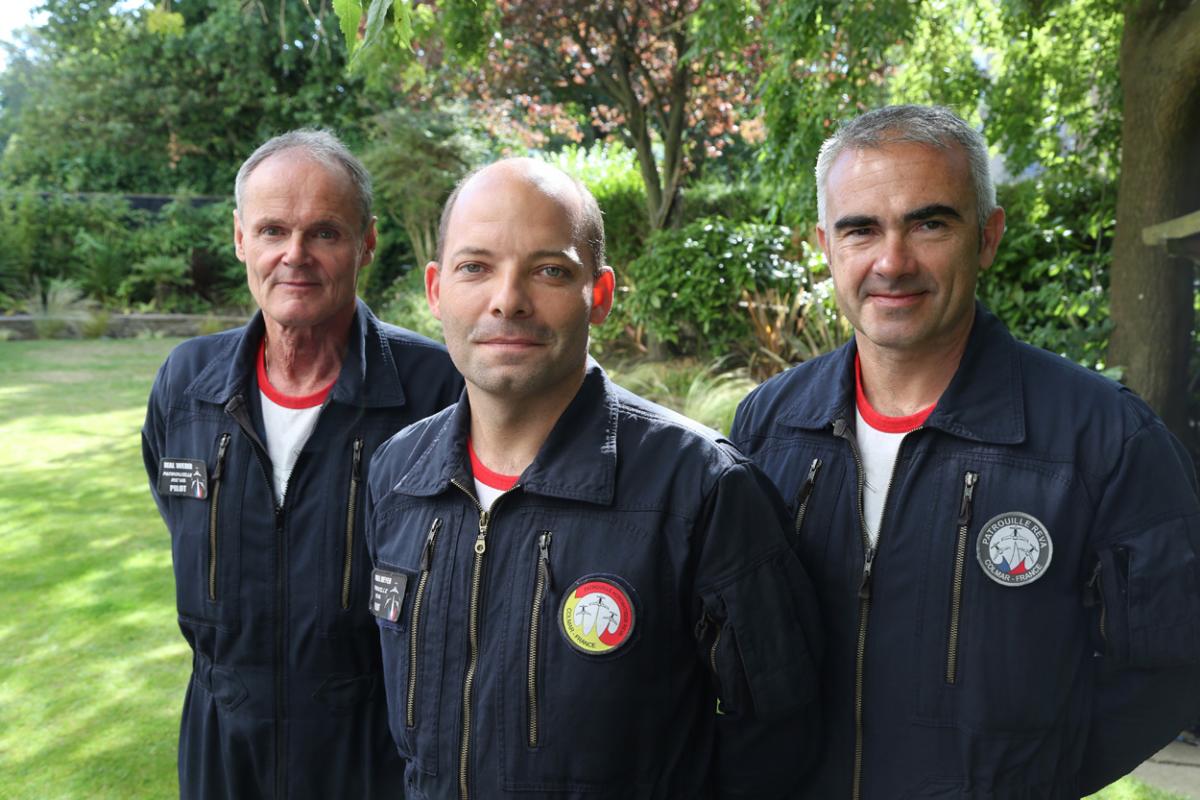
370 568 408 622
157 458 208 499
976 512 1053 587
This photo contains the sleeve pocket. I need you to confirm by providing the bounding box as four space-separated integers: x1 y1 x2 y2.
701 553 819 718
1097 518 1200 667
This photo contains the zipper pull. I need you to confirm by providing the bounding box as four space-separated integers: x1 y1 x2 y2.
859 546 877 599
538 531 553 590
957 471 978 525
420 518 442 571
1083 559 1103 607
796 457 823 504
351 437 364 479
475 510 490 554
212 433 231 481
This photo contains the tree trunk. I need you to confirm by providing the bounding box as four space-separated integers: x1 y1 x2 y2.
1108 1 1200 450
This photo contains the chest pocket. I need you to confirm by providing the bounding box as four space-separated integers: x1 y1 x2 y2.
162 418 242 632
496 508 690 793
910 455 1089 734
373 501 462 776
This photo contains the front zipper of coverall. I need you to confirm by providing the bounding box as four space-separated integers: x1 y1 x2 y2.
527 531 553 747
945 471 978 684
451 478 517 800
226 394 289 799
834 418 918 800
340 438 364 610
793 457 823 535
407 517 442 728
208 433 232 601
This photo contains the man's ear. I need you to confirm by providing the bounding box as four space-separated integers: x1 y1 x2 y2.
816 223 829 258
359 216 378 268
978 206 1006 271
233 210 246 262
425 262 442 320
589 267 616 325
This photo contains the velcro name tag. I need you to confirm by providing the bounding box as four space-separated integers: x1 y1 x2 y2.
158 458 208 499
370 568 408 622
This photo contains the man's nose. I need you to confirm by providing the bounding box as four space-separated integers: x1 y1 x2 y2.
873 230 916 278
490 269 532 318
281 233 309 266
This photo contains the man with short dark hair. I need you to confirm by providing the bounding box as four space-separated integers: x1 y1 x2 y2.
365 157 822 799
142 129 462 799
732 104 1200 799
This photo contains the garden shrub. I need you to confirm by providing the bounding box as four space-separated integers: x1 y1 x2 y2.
980 176 1115 369
623 217 806 358
376 267 444 343
681 176 771 225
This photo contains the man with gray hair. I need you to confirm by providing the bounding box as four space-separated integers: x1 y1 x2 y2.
142 129 461 798
732 104 1200 798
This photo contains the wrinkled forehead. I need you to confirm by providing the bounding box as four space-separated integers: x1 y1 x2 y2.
826 141 974 211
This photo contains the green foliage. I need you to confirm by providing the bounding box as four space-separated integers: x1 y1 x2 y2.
760 0 1124 225
364 105 492 272
375 267 443 343
0 190 242 315
0 0 372 195
681 177 771 225
624 217 806 357
605 359 757 436
542 143 648 270
980 176 1115 368
119 255 192 312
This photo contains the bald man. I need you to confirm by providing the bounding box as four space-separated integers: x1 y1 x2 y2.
364 158 823 799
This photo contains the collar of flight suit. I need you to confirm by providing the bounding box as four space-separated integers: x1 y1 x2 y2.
182 297 409 411
391 357 618 507
775 301 1027 446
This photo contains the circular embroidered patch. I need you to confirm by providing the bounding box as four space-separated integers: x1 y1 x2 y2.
976 511 1053 587
559 575 636 655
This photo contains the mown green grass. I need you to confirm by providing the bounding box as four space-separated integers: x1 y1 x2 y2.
0 338 187 799
0 338 1189 800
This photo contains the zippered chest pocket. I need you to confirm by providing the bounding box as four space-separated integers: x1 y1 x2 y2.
910 457 1087 734
497 509 695 792
372 503 462 775
162 425 242 632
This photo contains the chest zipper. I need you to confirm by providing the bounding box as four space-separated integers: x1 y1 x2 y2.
527 531 553 747
793 457 823 535
224 393 287 800
451 478 516 800
834 418 917 800
207 433 232 602
946 471 978 684
341 438 364 610
407 517 443 728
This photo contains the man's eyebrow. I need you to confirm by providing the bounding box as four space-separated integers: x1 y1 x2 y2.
903 204 963 223
833 215 879 232
450 246 494 260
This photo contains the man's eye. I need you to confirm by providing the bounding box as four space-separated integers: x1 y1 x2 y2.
314 229 338 240
845 227 873 238
540 265 568 279
918 220 946 231
261 226 283 237
458 262 484 274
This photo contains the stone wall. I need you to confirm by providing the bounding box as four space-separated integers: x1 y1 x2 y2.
0 313 246 341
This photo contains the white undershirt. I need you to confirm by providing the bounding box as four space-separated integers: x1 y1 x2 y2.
855 407 908 547
261 393 323 501
473 478 505 512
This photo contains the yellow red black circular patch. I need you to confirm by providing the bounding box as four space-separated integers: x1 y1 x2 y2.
559 575 636 655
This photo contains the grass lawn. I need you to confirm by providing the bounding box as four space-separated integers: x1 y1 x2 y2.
0 338 1189 799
